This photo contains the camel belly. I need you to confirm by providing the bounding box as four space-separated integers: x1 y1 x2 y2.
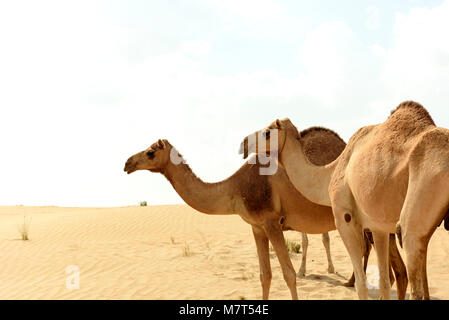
345 147 409 225
356 211 397 234
350 183 406 225
284 209 336 234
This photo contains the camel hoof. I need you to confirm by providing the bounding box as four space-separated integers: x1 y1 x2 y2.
328 266 335 274
297 270 305 278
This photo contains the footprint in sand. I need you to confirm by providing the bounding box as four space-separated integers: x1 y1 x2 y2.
300 286 315 293
309 293 325 299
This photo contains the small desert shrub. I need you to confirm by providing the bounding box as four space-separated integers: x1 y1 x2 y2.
285 239 301 254
269 240 301 253
182 241 191 256
18 216 31 241
170 235 175 244
139 201 147 206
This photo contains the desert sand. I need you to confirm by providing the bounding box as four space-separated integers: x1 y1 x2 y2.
0 204 448 300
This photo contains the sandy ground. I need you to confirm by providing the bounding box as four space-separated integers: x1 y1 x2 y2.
0 204 448 300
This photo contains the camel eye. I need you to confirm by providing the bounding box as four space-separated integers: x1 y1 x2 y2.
146 151 155 159
263 130 270 138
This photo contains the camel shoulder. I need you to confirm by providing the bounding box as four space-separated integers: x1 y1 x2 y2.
412 127 449 152
409 127 449 171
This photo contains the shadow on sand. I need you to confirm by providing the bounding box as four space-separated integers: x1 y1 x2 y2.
302 273 440 300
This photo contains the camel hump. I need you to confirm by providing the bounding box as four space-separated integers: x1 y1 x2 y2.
299 127 346 166
389 100 436 126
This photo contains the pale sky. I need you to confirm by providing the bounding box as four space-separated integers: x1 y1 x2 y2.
1 0 449 207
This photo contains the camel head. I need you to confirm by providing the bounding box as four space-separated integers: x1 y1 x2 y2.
124 139 173 174
238 118 290 159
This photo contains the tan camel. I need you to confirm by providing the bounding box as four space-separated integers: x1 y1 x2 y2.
124 128 347 300
240 125 408 299
240 101 449 299
295 128 402 290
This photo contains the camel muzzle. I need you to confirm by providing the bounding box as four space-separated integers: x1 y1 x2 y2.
124 158 136 174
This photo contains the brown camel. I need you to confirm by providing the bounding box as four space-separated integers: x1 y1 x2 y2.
124 128 346 300
240 125 408 300
240 101 449 299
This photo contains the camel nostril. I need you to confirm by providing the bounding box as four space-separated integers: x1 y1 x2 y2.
124 159 133 172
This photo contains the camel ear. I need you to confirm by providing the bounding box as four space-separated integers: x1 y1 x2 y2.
275 119 282 128
157 139 165 149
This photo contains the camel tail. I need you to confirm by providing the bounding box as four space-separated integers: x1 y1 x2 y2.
395 223 403 248
444 210 449 231
438 208 449 231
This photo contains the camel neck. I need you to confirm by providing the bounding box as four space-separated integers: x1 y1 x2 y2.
279 126 336 207
162 159 237 215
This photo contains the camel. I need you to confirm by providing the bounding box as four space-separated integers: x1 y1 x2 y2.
239 101 449 299
124 128 348 300
240 125 408 299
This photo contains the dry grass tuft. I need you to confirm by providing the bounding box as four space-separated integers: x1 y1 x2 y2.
269 239 301 254
18 216 31 241
285 239 301 254
182 241 192 257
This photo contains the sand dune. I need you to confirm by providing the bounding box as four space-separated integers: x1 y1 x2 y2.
0 205 448 300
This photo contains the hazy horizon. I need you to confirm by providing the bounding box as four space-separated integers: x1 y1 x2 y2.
1 0 449 207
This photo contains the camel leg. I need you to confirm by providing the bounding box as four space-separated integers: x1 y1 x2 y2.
388 261 395 286
344 232 371 287
252 226 272 300
367 231 395 287
422 249 430 300
389 234 407 300
264 220 298 300
322 233 335 273
402 235 429 300
298 233 308 277
398 174 449 300
372 232 391 300
334 213 368 299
